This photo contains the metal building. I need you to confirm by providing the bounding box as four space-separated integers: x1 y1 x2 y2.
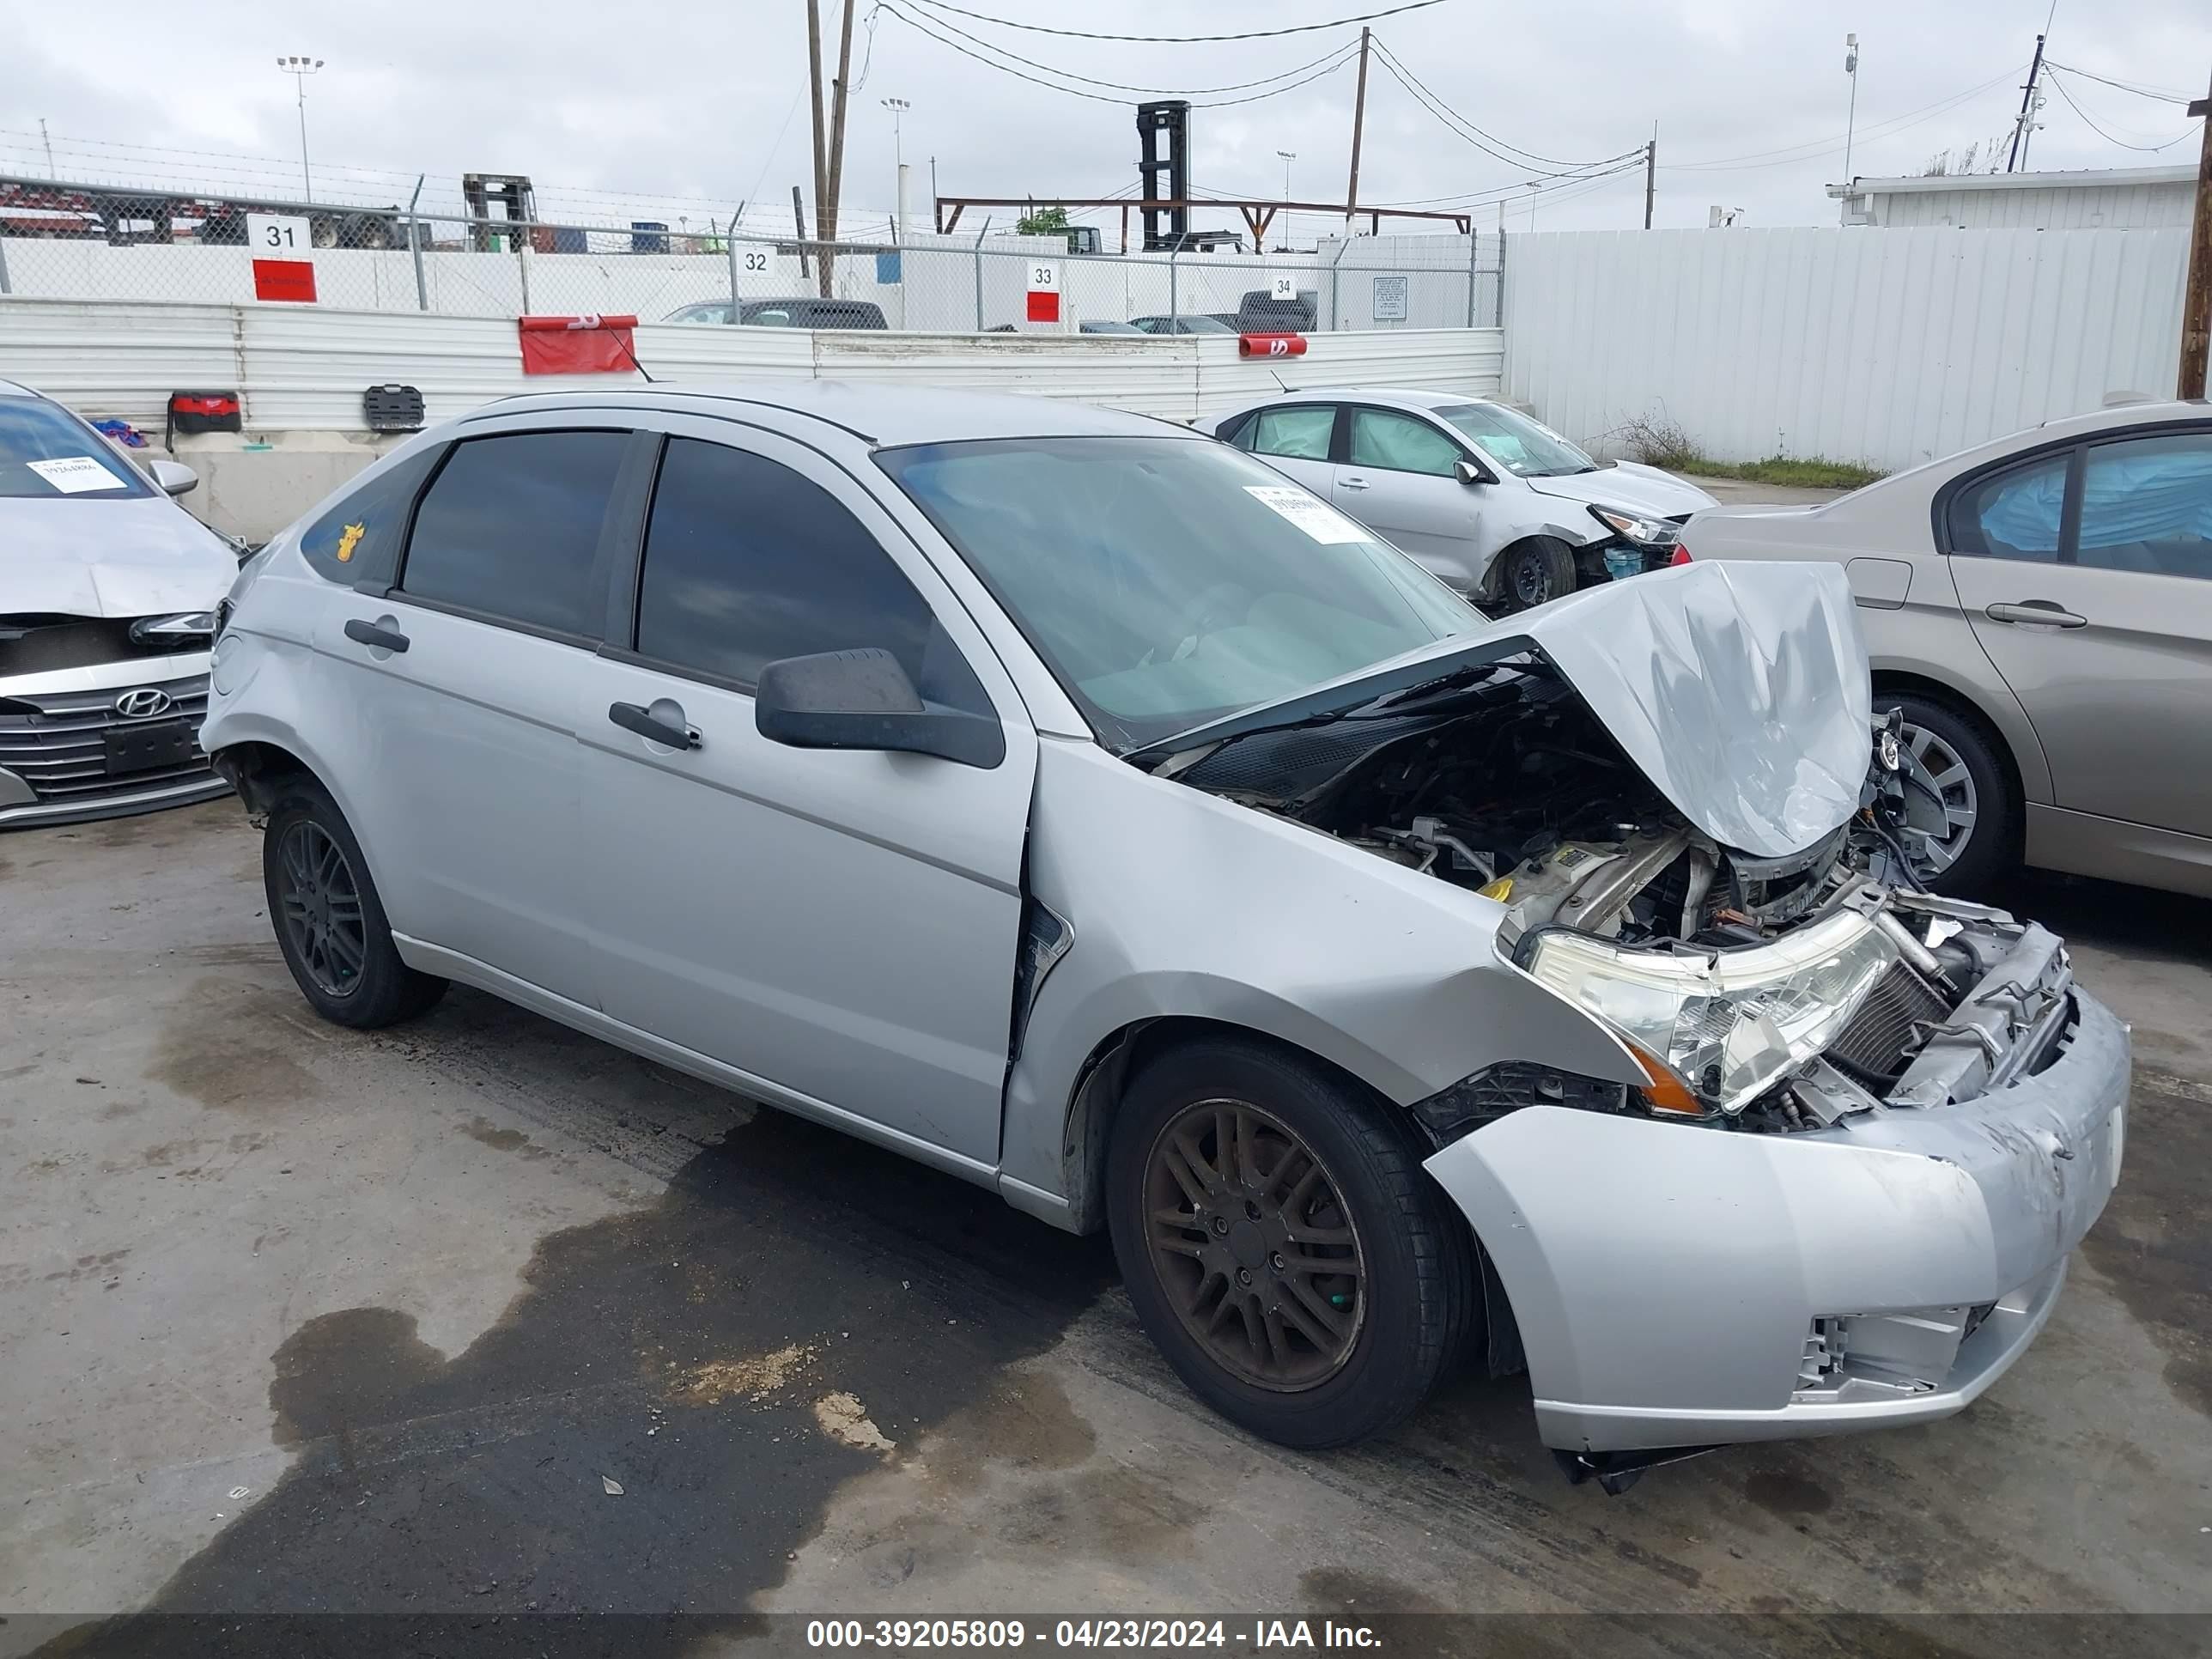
1827 165 2197 230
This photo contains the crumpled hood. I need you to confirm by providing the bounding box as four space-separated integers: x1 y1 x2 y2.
2 495 237 618
1522 460 1717 520
1154 562 1872 860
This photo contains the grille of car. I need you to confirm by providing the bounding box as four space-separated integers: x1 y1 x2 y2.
0 615 205 678
0 672 214 805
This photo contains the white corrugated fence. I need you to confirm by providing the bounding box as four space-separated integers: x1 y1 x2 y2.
1503 225 2192 473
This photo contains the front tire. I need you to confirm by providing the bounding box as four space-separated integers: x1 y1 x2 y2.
1493 538 1577 613
1106 1036 1476 1449
263 781 447 1029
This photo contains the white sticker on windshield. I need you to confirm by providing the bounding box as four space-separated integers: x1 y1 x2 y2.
1243 485 1368 544
26 456 125 494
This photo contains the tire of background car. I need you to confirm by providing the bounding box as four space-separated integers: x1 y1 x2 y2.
1106 1034 1477 1449
1877 691 2015 895
261 779 448 1029
1493 537 1577 613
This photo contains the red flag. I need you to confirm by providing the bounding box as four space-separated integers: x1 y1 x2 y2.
518 314 642 374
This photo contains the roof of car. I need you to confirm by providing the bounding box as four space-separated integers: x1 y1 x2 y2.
469 381 1195 447
0 379 40 398
1246 386 1493 411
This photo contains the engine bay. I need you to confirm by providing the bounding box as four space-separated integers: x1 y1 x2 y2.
1166 661 2072 1129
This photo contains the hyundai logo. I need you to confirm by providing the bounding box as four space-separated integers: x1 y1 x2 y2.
114 688 173 720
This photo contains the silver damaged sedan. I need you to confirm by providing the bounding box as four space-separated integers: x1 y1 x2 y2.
202 386 2128 1484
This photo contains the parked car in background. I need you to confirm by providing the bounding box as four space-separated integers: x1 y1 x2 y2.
1 380 238 828
1684 401 2212 896
1079 319 1147 336
665 298 888 330
1130 314 1236 336
1233 288 1317 332
204 384 2124 1477
1213 388 1717 611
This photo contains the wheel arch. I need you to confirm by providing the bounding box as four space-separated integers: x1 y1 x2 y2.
1869 665 2041 818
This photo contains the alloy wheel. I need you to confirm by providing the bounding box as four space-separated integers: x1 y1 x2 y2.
1897 720 1980 878
276 820 367 999
1142 1098 1368 1392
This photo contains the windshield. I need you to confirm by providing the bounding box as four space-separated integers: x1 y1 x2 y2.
1435 403 1596 477
0 398 151 500
877 436 1480 750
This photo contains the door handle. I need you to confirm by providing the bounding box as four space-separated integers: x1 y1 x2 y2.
609 699 701 750
1984 601 2087 629
1338 475 1370 490
343 617 410 653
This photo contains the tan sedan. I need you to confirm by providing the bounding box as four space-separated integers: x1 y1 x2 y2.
1682 399 2212 897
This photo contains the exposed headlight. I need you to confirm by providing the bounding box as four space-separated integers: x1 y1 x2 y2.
130 611 217 642
1589 504 1681 547
1522 910 1899 1115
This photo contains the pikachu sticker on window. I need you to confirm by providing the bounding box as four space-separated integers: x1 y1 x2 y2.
335 522 367 563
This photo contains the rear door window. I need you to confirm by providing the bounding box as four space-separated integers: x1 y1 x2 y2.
398 430 629 638
1250 406 1336 462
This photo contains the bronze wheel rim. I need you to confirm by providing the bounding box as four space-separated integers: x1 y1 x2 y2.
1142 1098 1367 1393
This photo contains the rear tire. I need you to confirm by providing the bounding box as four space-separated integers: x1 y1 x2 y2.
262 780 447 1029
1878 693 2014 894
1493 538 1577 613
1106 1035 1476 1449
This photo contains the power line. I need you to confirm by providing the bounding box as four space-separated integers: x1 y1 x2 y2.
1369 160 1645 209
1367 39 1632 173
2042 60 2194 104
875 3 1361 96
878 1 1360 106
899 0 1449 43
2044 69 2203 153
1658 64 2027 172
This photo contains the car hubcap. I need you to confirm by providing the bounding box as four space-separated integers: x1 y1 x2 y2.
1143 1099 1366 1392
1510 554 1552 607
1896 720 1979 877
276 822 367 998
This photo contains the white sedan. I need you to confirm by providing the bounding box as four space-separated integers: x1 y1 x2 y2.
1211 388 1715 610
1 379 240 828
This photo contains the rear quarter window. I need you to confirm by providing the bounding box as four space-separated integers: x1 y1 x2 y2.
298 446 443 585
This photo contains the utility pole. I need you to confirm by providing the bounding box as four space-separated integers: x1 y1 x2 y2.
823 0 857 231
806 0 828 235
2006 33 2047 173
1344 27 1370 228
1644 128 1656 229
275 56 325 202
2179 69 2211 399
39 118 55 179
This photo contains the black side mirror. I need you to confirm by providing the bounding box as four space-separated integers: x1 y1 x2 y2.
1454 459 1492 487
755 648 1005 769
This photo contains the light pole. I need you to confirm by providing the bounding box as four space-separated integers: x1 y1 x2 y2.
1276 149 1296 250
275 56 324 202
1842 34 1861 191
882 97 910 240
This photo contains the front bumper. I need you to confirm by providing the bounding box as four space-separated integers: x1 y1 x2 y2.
1425 989 2128 1454
0 655 228 830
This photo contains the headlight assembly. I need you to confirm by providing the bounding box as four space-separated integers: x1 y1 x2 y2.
1522 910 1900 1115
1589 504 1681 548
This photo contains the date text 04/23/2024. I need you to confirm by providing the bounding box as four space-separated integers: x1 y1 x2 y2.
804 1620 1384 1650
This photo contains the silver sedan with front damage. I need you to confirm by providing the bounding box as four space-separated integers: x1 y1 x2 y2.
200 386 2126 1481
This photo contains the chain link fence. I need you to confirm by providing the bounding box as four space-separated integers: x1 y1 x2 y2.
0 173 1502 333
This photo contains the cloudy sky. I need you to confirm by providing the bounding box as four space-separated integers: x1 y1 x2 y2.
2 0 2204 242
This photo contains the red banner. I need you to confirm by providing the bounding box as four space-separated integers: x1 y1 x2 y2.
517 314 642 375
252 259 318 303
1237 332 1308 358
